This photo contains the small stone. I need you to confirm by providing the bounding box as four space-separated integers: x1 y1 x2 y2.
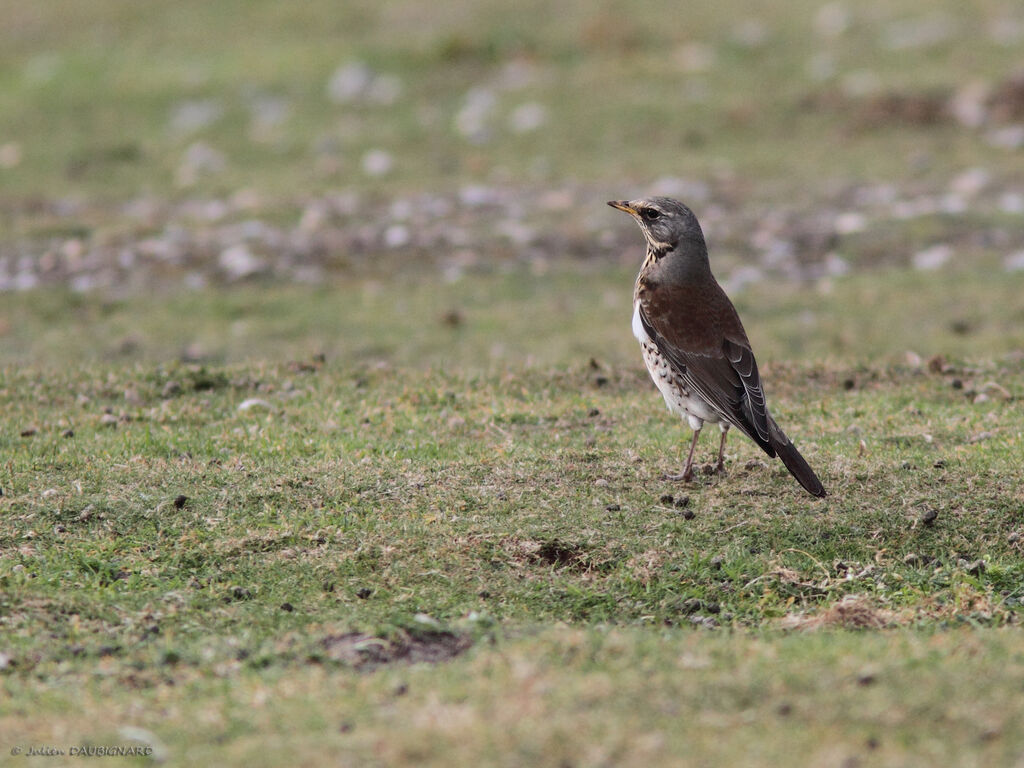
327 61 374 104
677 598 702 615
883 14 952 50
834 211 866 234
689 614 719 629
986 125 1024 150
732 18 769 47
280 602 294 612
238 398 274 412
367 74 402 105
950 81 990 128
356 587 373 599
248 94 291 134
0 142 22 169
218 244 266 281
361 149 393 177
181 343 207 363
912 244 953 271
673 41 716 72
920 508 939 525
454 87 496 143
605 503 621 512
169 99 224 135
383 224 410 248
508 101 547 133
176 141 226 186
965 560 986 576
999 193 1024 216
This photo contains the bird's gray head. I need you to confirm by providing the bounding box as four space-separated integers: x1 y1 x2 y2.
607 196 705 253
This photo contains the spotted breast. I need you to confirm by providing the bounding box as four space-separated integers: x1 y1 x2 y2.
632 301 725 433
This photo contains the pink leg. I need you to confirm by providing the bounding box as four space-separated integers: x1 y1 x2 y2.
715 427 729 474
664 428 701 482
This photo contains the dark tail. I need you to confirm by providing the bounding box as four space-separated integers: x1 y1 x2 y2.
774 439 827 498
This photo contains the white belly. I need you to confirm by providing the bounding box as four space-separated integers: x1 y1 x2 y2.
633 301 724 431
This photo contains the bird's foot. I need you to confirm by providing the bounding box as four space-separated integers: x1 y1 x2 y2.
662 467 695 483
712 460 727 476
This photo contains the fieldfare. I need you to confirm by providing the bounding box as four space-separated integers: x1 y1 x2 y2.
609 197 826 498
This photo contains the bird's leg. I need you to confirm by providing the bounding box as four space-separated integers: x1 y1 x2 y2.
714 426 729 475
664 428 701 482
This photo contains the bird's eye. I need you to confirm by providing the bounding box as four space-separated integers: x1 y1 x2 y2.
642 208 661 221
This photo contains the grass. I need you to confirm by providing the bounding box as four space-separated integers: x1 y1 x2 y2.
2 263 1023 367
2 0 1023 212
6 630 1024 767
1 267 1023 765
3 0 1024 765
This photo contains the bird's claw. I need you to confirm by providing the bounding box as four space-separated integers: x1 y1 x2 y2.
662 469 695 483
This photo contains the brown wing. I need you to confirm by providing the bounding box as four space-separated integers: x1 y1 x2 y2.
638 281 774 455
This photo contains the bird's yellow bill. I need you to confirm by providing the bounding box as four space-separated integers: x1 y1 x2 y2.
607 200 637 214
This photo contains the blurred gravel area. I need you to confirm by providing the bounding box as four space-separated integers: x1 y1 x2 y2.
1 171 1022 296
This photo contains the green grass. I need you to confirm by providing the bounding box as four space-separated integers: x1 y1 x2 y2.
2 267 1023 765
6 629 1024 767
4 0 1024 765
2 0 1023 212
2 264 1023 367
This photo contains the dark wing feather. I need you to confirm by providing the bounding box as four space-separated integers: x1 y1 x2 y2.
638 296 775 456
722 338 770 444
636 278 826 496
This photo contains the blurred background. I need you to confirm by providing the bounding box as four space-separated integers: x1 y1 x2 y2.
1 0 1023 367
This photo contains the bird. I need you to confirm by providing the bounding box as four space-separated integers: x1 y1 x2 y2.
608 196 826 498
